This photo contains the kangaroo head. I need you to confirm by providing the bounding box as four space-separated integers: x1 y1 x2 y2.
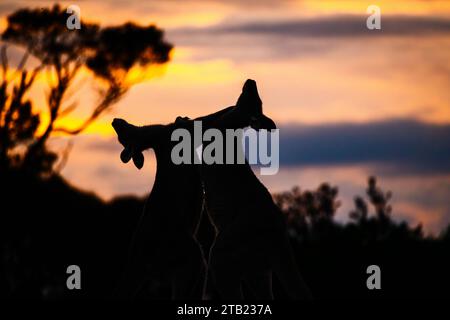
235 79 276 131
112 118 145 169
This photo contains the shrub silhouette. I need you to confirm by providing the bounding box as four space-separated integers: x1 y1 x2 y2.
1 169 449 299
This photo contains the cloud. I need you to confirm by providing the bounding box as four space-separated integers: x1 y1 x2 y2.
172 15 450 38
278 119 450 174
68 118 450 176
168 14 450 63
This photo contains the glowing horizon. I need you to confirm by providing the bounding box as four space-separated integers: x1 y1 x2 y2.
1 0 450 234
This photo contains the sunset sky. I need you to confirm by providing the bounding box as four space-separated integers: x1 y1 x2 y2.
1 0 450 234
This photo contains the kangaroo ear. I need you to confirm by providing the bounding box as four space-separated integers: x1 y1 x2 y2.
236 79 262 114
119 146 144 169
132 152 144 170
242 79 257 93
120 146 133 163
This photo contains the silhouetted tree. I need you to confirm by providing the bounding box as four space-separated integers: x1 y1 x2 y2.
315 183 340 222
441 225 450 243
349 196 368 223
274 183 340 240
274 187 305 227
349 176 392 225
366 176 392 222
0 4 172 174
0 45 42 171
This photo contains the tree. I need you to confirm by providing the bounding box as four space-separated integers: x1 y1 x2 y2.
366 176 392 222
0 4 172 174
274 183 340 234
0 46 41 170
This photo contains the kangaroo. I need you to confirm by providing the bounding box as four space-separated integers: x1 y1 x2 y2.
111 120 205 299
189 79 312 299
110 105 256 299
113 79 311 300
166 80 312 299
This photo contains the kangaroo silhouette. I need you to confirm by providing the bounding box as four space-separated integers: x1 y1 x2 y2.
112 79 311 300
111 120 205 299
191 79 312 299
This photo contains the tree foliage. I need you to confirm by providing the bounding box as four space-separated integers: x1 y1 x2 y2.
0 4 172 174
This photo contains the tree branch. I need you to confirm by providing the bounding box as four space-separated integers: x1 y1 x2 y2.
54 84 127 135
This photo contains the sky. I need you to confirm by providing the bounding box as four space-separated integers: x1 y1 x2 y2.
1 0 450 235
